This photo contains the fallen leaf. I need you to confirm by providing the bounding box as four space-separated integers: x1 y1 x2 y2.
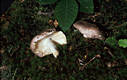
54 20 59 27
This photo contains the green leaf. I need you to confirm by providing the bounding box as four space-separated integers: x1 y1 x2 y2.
105 37 117 48
55 0 78 31
118 39 127 48
37 0 58 5
78 0 94 13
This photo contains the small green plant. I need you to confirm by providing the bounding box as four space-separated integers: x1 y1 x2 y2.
118 39 127 48
37 0 94 31
105 37 117 48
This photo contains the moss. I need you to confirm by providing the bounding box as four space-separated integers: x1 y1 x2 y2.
1 0 127 80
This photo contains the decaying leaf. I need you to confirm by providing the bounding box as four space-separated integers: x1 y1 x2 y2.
30 29 67 58
19 0 24 3
1 21 9 30
0 66 8 71
125 59 127 65
73 20 104 40
106 61 118 68
0 48 5 54
48 19 54 25
53 20 59 27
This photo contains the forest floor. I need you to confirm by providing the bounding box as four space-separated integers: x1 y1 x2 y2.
0 0 127 80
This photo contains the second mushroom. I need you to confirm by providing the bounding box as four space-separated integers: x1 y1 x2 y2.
73 20 104 40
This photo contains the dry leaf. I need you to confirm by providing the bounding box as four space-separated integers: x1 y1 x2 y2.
125 59 127 65
48 19 54 25
53 20 59 27
0 48 5 54
1 21 9 30
19 0 24 3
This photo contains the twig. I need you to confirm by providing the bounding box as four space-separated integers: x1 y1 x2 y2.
78 58 84 66
12 68 17 80
104 47 114 57
37 10 54 17
80 54 101 70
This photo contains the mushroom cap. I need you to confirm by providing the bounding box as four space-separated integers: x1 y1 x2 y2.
30 29 67 58
30 30 55 52
34 37 58 58
73 20 104 40
50 31 67 45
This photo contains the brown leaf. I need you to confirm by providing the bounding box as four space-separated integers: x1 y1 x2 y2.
54 20 59 28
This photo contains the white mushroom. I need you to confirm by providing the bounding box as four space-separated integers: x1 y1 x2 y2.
73 20 104 40
30 29 67 58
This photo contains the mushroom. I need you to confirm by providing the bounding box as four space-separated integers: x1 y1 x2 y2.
73 20 104 40
30 29 67 58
